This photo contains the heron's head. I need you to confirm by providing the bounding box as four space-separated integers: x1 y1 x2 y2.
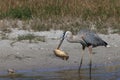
63 31 72 39
57 31 72 49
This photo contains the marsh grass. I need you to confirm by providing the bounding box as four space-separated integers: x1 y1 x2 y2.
10 34 45 46
0 0 120 33
17 34 45 43
0 0 120 20
17 34 35 43
0 7 32 19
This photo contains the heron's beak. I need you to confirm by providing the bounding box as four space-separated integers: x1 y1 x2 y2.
57 31 66 49
57 37 64 49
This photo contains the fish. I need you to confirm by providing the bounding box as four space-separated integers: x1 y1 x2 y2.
54 49 69 60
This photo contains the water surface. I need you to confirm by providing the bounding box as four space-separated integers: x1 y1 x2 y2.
0 64 120 80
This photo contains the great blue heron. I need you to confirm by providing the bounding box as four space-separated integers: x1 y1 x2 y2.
57 29 108 79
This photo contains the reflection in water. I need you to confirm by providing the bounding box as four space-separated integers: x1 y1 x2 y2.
0 64 120 80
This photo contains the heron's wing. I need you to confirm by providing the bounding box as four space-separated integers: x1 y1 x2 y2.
82 31 107 47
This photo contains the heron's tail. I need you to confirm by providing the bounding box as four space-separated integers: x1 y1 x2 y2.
104 41 110 47
104 41 108 47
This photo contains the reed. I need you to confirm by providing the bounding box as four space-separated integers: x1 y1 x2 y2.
0 0 119 33
0 0 119 19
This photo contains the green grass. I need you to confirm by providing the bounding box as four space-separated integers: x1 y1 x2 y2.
0 7 32 19
10 34 46 46
17 34 45 43
17 34 35 43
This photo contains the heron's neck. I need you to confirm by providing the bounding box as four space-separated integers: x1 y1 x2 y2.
67 35 81 43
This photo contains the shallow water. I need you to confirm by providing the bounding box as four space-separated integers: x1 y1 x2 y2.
0 64 120 80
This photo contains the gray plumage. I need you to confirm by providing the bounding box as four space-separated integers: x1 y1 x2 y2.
64 29 108 48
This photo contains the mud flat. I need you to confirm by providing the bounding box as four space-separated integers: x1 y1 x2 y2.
0 30 119 72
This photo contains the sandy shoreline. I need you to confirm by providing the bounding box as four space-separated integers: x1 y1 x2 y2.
0 30 119 73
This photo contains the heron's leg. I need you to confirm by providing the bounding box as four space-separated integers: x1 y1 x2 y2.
78 46 85 74
88 46 93 80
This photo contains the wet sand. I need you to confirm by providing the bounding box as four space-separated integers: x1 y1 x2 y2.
0 31 119 72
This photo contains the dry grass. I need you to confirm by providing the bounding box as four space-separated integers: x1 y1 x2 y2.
0 0 120 20
0 0 120 33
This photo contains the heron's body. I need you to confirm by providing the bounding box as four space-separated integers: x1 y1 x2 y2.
57 29 108 79
65 29 108 48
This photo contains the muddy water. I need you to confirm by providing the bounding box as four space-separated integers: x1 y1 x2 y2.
0 64 120 80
